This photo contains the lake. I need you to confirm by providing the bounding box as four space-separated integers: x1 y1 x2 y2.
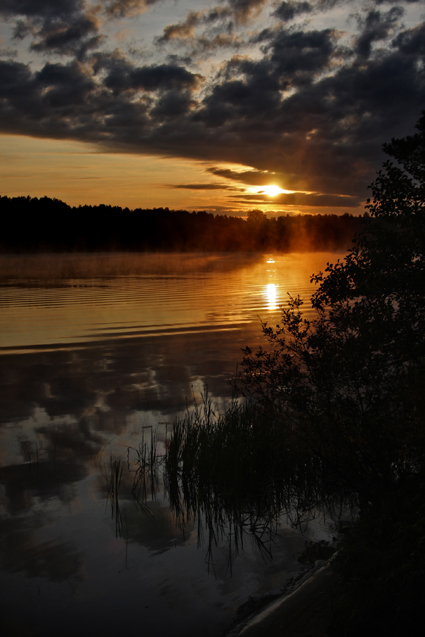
0 251 343 637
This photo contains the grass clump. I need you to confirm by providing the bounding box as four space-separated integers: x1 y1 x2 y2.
164 398 343 567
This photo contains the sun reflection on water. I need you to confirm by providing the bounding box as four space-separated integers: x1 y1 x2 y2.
266 283 278 310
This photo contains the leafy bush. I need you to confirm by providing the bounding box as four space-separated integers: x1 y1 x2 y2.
238 112 425 510
165 113 425 631
236 112 425 633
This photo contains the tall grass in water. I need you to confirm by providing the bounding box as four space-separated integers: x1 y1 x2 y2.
103 456 124 538
97 431 161 538
129 426 161 517
164 399 344 570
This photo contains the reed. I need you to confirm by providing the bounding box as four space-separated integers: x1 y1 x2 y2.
164 397 343 570
104 456 124 538
129 426 161 518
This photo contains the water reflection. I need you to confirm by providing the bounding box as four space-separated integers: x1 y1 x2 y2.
0 252 332 353
0 252 342 636
265 283 278 310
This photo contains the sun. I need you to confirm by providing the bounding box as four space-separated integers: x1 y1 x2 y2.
261 185 285 197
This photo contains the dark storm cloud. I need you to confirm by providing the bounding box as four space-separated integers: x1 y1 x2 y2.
95 55 202 94
198 68 281 126
393 21 425 55
0 55 201 141
28 14 102 57
0 58 101 137
198 27 340 128
0 0 82 18
260 27 339 85
6 0 102 59
151 90 196 119
354 6 404 59
273 2 313 22
36 61 96 105
273 0 422 18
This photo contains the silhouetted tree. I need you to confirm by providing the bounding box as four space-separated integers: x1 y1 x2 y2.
238 112 425 634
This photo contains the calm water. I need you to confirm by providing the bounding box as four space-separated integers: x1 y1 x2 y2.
0 252 342 637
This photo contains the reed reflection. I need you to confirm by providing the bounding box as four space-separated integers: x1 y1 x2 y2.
162 398 338 572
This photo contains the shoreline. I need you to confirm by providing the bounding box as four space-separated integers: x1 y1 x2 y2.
225 557 340 637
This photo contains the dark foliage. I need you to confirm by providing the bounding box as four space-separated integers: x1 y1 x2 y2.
164 112 425 633
237 111 425 633
239 112 425 506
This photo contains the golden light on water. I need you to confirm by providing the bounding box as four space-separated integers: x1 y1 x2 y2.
266 283 278 310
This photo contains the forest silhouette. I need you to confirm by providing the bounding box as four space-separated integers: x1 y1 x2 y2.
0 196 362 253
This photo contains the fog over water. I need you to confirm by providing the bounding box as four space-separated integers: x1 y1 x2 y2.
0 252 340 636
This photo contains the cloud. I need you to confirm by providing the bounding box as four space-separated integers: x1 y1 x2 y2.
157 2 265 52
226 0 269 23
0 47 18 57
273 0 421 22
261 27 340 85
157 7 234 48
273 2 313 22
208 167 284 186
151 90 196 119
103 0 160 19
95 55 203 94
393 21 425 55
159 11 202 42
29 15 103 57
354 6 405 59
173 183 234 190
36 61 96 105
0 1 424 211
230 191 361 207
5 0 102 59
0 0 82 18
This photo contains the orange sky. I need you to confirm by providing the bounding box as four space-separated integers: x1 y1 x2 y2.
0 134 365 216
0 1 423 217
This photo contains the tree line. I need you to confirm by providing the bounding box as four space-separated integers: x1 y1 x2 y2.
0 196 363 252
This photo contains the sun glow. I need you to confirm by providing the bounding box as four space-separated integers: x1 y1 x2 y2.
247 184 290 197
262 185 285 197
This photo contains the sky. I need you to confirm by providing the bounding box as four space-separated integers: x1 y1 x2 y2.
0 0 424 216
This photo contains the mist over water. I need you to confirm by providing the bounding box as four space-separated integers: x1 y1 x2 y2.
0 252 327 352
0 252 341 636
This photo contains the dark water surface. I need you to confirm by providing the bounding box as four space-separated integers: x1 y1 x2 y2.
0 252 341 636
